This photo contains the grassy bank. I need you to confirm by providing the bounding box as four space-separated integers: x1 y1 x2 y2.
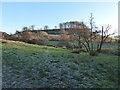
2 40 119 88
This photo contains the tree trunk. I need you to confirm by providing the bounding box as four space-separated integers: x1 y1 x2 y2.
97 26 104 53
90 13 93 51
78 36 82 49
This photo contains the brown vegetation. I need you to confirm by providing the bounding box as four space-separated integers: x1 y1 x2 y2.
2 13 117 57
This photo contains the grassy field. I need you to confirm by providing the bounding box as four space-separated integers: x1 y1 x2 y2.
47 40 118 49
2 40 119 88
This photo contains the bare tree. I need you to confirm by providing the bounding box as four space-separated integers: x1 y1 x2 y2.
59 23 63 29
88 13 116 53
22 26 29 31
44 25 49 30
15 30 21 34
89 13 94 51
96 25 116 52
60 21 90 50
31 25 35 30
59 14 116 55
55 26 57 29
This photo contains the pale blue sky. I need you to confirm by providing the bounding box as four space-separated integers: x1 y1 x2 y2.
1 2 118 34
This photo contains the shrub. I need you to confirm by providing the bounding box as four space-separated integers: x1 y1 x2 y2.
26 39 36 44
47 44 55 47
71 49 80 54
36 40 48 45
26 39 48 45
38 31 48 36
21 31 35 40
89 51 99 56
2 41 7 43
48 35 61 41
71 49 86 54
8 35 20 41
60 34 69 41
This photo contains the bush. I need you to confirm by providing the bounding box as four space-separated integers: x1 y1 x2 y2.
89 51 99 56
47 44 55 47
2 41 7 43
48 35 61 41
37 40 48 45
26 39 48 45
26 39 36 44
8 35 20 41
60 34 69 41
72 49 86 54
71 49 80 54
39 31 48 36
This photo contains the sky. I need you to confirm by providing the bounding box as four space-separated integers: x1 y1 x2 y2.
1 2 118 36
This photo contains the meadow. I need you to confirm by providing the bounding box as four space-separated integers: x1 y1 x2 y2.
2 40 119 88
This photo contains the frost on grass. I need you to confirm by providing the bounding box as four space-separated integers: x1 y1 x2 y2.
2 41 119 88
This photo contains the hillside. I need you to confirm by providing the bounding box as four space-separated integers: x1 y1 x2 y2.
2 40 119 88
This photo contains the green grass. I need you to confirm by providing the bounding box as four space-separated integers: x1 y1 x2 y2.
48 40 118 49
2 40 119 88
47 40 60 45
